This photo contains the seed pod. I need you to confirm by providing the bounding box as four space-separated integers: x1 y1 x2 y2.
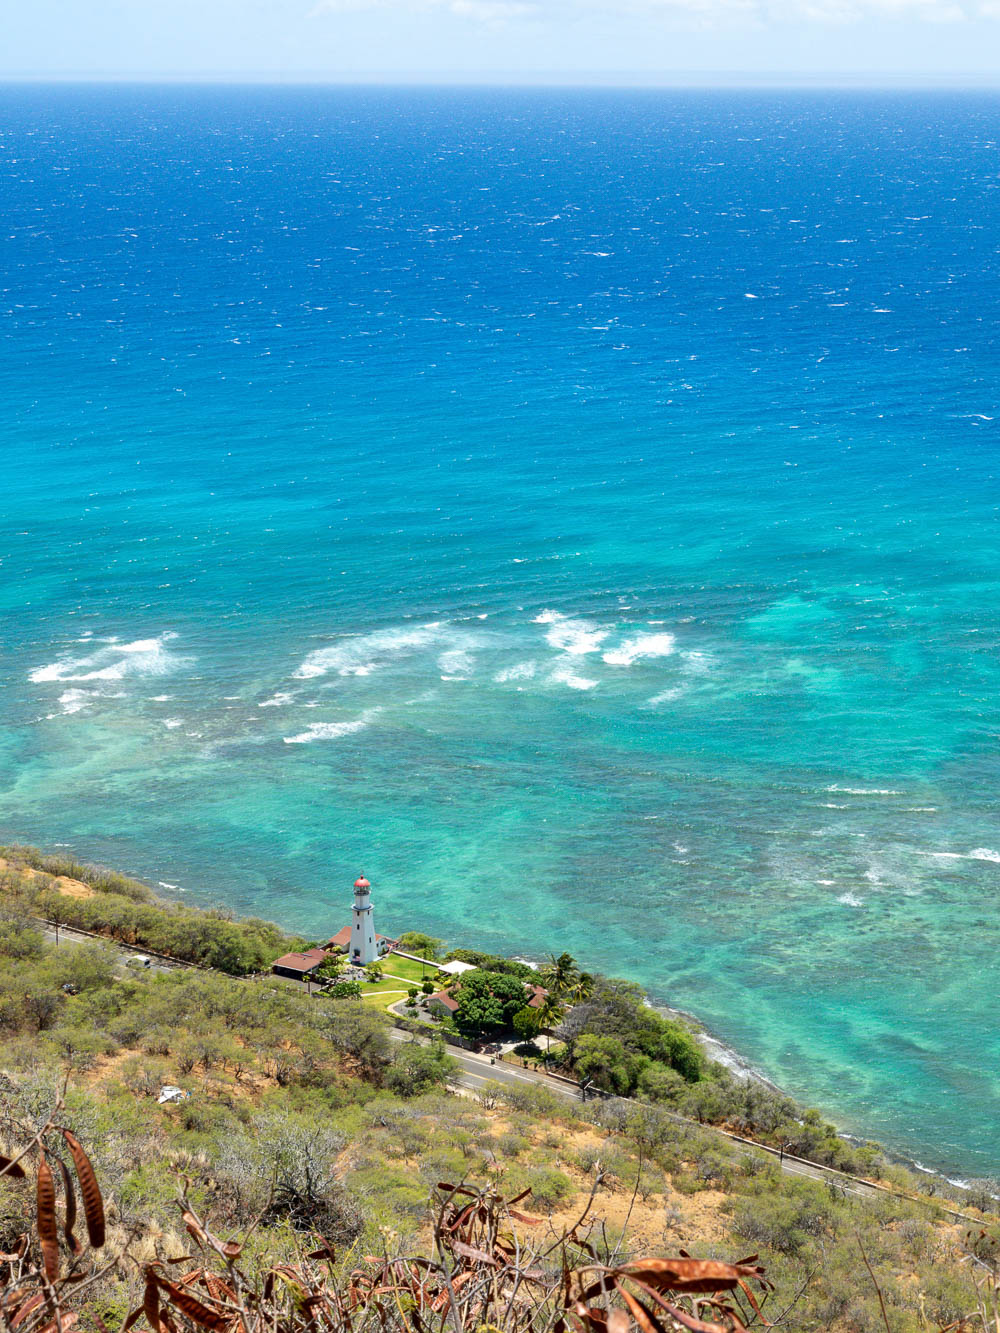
56 1156 80 1255
0 1154 26 1180
36 1153 59 1282
157 1277 231 1332
60 1130 105 1248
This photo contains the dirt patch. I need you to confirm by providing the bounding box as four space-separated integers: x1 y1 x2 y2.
0 857 95 899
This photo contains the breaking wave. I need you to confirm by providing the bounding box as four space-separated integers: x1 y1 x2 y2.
293 623 472 679
534 610 608 655
603 631 676 666
30 633 190 685
283 707 382 744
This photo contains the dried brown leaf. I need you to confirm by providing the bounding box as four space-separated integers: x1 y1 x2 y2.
618 1259 751 1294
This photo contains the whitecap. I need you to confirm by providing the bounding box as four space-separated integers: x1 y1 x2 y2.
293 623 459 680
158 881 180 890
647 687 685 705
838 892 864 907
162 719 183 729
916 848 1000 864
535 610 608 656
549 666 599 691
57 689 92 715
438 649 474 677
602 631 676 666
826 784 903 796
30 632 190 685
283 707 381 744
259 692 294 708
495 661 537 683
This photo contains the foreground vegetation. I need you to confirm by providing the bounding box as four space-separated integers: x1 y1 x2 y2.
0 880 998 1330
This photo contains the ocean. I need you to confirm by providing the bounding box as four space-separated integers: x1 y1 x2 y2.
3 83 1000 1176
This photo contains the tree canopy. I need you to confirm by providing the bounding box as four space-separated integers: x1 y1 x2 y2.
561 976 704 1091
453 969 529 1037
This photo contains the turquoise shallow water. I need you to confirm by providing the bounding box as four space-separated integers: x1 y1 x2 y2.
4 85 1000 1175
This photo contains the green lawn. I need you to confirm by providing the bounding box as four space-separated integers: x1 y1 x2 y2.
339 953 444 1010
382 953 440 984
357 957 444 1009
360 975 415 995
361 988 410 1008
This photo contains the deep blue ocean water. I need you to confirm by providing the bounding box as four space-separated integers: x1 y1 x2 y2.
4 85 1000 1175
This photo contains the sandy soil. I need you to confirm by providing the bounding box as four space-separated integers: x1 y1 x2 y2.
0 857 95 899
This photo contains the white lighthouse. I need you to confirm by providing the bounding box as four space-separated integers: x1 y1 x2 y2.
349 874 377 965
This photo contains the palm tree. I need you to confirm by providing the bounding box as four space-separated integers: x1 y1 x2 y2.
536 993 567 1062
541 951 579 998
567 971 595 1004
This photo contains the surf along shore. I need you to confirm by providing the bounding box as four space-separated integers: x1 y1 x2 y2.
0 839 981 1202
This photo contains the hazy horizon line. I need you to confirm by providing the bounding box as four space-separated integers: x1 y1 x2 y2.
3 70 1000 89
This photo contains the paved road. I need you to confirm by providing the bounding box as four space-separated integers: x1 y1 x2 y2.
392 1028 582 1102
37 921 970 1219
40 922 186 974
387 1029 892 1203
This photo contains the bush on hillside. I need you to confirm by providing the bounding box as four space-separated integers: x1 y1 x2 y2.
384 1039 457 1097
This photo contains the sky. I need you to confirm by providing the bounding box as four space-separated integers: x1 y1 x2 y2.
4 0 1000 85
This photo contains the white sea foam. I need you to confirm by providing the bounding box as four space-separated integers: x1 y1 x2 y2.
438 649 474 678
549 666 599 691
284 707 381 745
293 623 462 680
534 610 608 655
495 661 537 683
162 718 183 729
602 631 676 666
57 689 91 715
259 692 294 708
826 784 903 796
158 881 180 890
647 687 685 705
30 633 189 685
917 847 1000 864
838 892 864 907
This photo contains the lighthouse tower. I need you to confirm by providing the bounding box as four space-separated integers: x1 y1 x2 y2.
349 874 377 965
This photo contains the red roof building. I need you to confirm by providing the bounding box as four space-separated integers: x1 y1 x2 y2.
326 926 398 956
425 989 460 1016
271 947 328 981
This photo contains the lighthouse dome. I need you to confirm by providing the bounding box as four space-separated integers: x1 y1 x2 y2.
354 875 370 891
